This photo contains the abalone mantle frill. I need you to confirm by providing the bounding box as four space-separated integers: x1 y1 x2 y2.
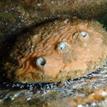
2 19 107 83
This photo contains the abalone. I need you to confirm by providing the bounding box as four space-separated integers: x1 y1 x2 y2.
2 19 107 83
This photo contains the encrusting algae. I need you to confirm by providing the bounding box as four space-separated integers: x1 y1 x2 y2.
2 19 107 83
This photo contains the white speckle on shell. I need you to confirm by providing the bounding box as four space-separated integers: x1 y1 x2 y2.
37 3 42 7
27 97 32 101
51 1 54 4
91 102 97 106
101 91 107 97
77 105 84 107
64 19 69 24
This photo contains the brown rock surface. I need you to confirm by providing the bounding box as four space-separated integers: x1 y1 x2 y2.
0 0 107 41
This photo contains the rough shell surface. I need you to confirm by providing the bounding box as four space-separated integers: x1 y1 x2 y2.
2 19 107 83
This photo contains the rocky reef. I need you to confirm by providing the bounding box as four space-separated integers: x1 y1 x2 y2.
0 0 107 42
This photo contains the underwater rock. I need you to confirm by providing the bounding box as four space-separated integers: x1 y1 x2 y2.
0 0 107 42
1 19 107 83
1 64 107 106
